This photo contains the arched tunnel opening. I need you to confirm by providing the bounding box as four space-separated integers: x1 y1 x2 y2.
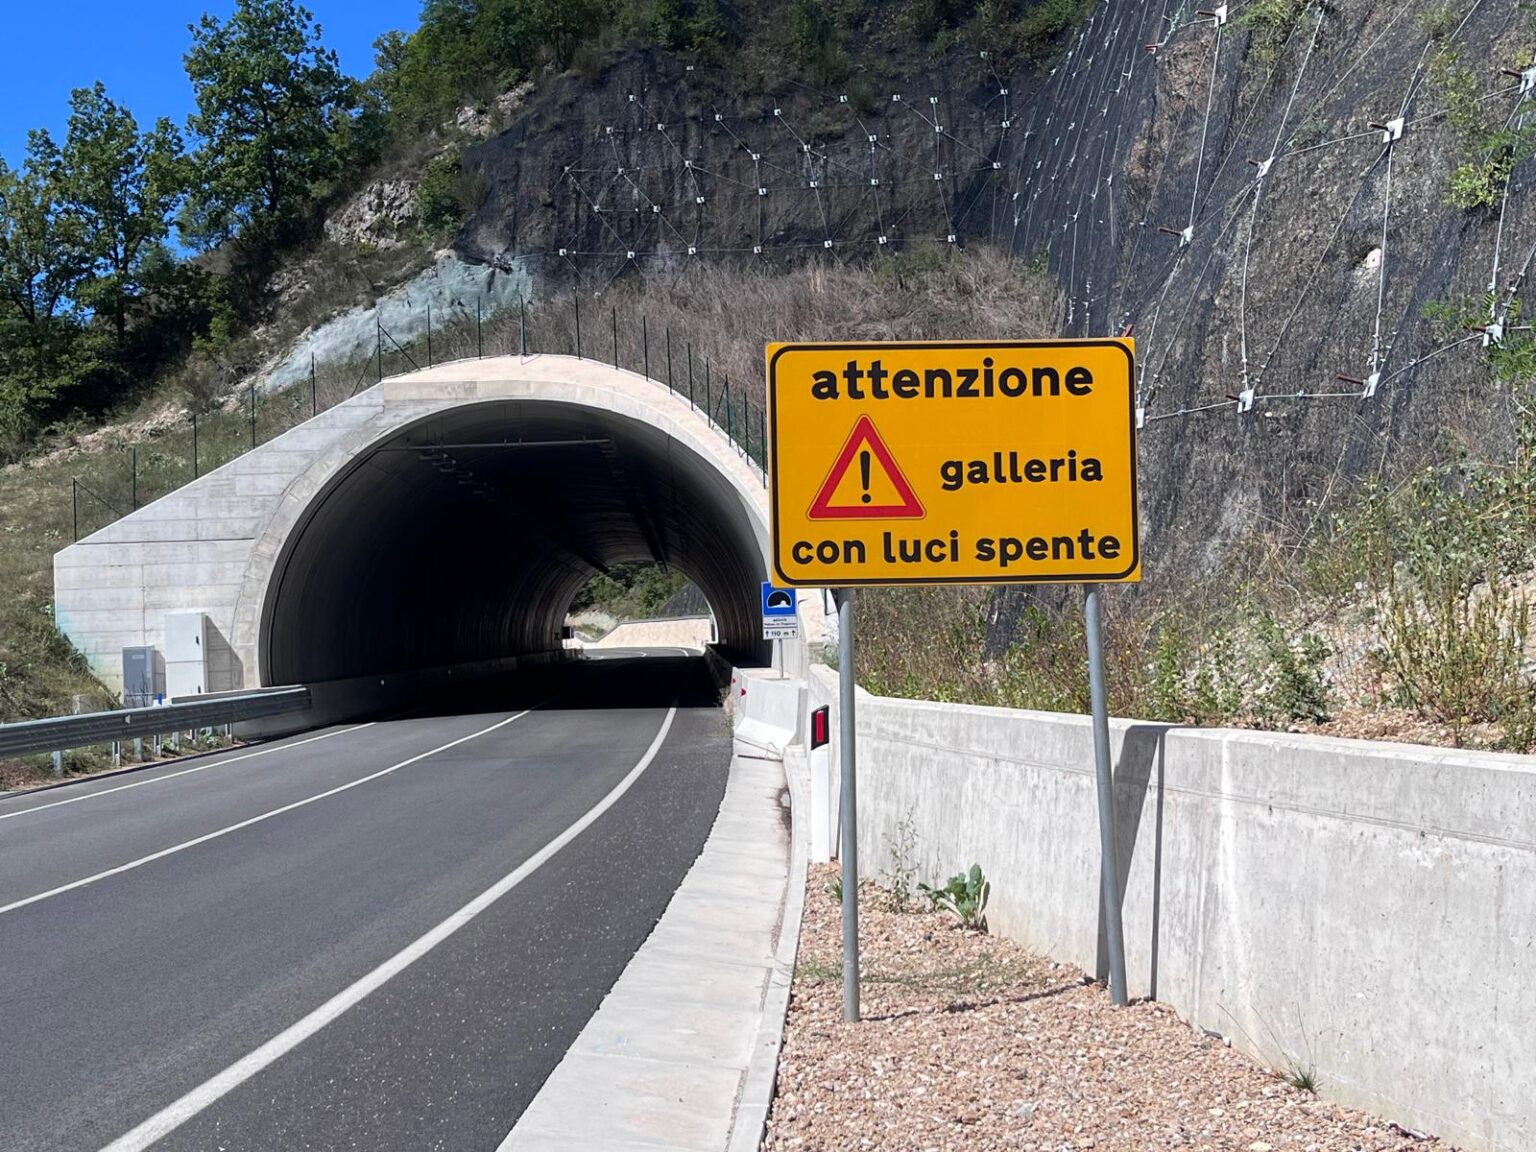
260 400 770 686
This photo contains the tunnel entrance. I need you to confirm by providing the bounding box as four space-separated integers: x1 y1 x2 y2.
260 399 768 685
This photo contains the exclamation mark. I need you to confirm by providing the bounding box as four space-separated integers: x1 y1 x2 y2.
859 450 871 503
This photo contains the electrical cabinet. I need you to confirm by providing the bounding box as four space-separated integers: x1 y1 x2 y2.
163 612 209 699
122 646 165 709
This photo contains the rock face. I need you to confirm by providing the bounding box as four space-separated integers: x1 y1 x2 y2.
453 81 534 138
324 179 421 248
452 5 1533 575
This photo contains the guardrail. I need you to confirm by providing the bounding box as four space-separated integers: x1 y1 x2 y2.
0 687 312 760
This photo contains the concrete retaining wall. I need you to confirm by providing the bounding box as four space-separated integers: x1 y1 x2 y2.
804 666 1536 1152
584 616 714 650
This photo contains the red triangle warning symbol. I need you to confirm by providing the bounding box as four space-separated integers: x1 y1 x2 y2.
808 415 925 520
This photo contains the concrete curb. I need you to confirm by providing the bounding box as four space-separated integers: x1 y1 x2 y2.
501 732 795 1150
725 743 808 1152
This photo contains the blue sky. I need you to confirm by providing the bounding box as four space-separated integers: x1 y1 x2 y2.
0 1 423 164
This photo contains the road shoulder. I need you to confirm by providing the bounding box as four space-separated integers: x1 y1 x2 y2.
501 744 803 1152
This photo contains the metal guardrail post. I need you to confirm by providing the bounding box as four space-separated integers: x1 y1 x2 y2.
575 296 582 358
612 306 619 369
642 315 649 380
311 354 318 416
426 303 433 368
192 413 199 479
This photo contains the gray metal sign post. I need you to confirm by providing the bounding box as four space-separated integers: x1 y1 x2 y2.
1084 584 1129 1006
836 587 861 1022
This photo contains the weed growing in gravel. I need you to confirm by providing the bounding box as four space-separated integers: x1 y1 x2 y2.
919 864 990 930
1285 1063 1321 1094
882 810 920 912
794 958 842 985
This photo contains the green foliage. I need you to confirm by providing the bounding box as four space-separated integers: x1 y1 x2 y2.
0 136 89 446
417 153 467 234
1253 615 1331 723
1420 6 1460 42
994 605 1090 713
883 811 920 912
919 864 990 930
375 0 645 134
567 561 689 620
1237 0 1309 65
1149 621 1243 724
58 84 187 344
788 0 852 88
910 0 1089 61
1379 564 1529 739
1447 157 1513 210
1318 375 1536 748
824 872 843 902
183 0 355 246
1286 1063 1321 1094
1430 41 1536 211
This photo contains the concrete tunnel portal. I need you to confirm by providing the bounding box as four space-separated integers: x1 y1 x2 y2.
260 397 770 686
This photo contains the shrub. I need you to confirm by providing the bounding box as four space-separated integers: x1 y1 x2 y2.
1238 0 1310 65
920 864 990 930
417 153 466 235
1379 568 1529 739
1254 616 1332 724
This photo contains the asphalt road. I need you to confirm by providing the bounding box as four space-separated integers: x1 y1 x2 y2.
0 655 731 1152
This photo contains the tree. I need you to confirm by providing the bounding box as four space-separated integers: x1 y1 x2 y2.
58 83 185 344
182 0 354 246
0 135 89 441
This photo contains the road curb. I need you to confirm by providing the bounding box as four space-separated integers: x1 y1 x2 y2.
501 699 797 1150
726 742 809 1152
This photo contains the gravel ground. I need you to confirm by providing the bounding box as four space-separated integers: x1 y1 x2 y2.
763 865 1447 1152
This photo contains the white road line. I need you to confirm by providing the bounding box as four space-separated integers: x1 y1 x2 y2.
98 705 678 1152
0 710 536 918
0 725 376 823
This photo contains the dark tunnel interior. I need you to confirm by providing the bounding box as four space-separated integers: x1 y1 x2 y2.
261 401 769 685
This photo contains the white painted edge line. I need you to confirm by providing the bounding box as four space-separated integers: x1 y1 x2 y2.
726 736 809 1151
97 704 677 1152
0 710 531 918
0 725 376 823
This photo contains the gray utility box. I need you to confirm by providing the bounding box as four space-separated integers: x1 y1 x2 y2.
122 646 166 709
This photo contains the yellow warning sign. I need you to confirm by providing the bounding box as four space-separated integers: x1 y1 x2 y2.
767 340 1140 586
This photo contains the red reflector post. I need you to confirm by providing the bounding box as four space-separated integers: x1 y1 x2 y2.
810 705 830 750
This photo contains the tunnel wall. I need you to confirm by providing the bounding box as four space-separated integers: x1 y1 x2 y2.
53 355 772 695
